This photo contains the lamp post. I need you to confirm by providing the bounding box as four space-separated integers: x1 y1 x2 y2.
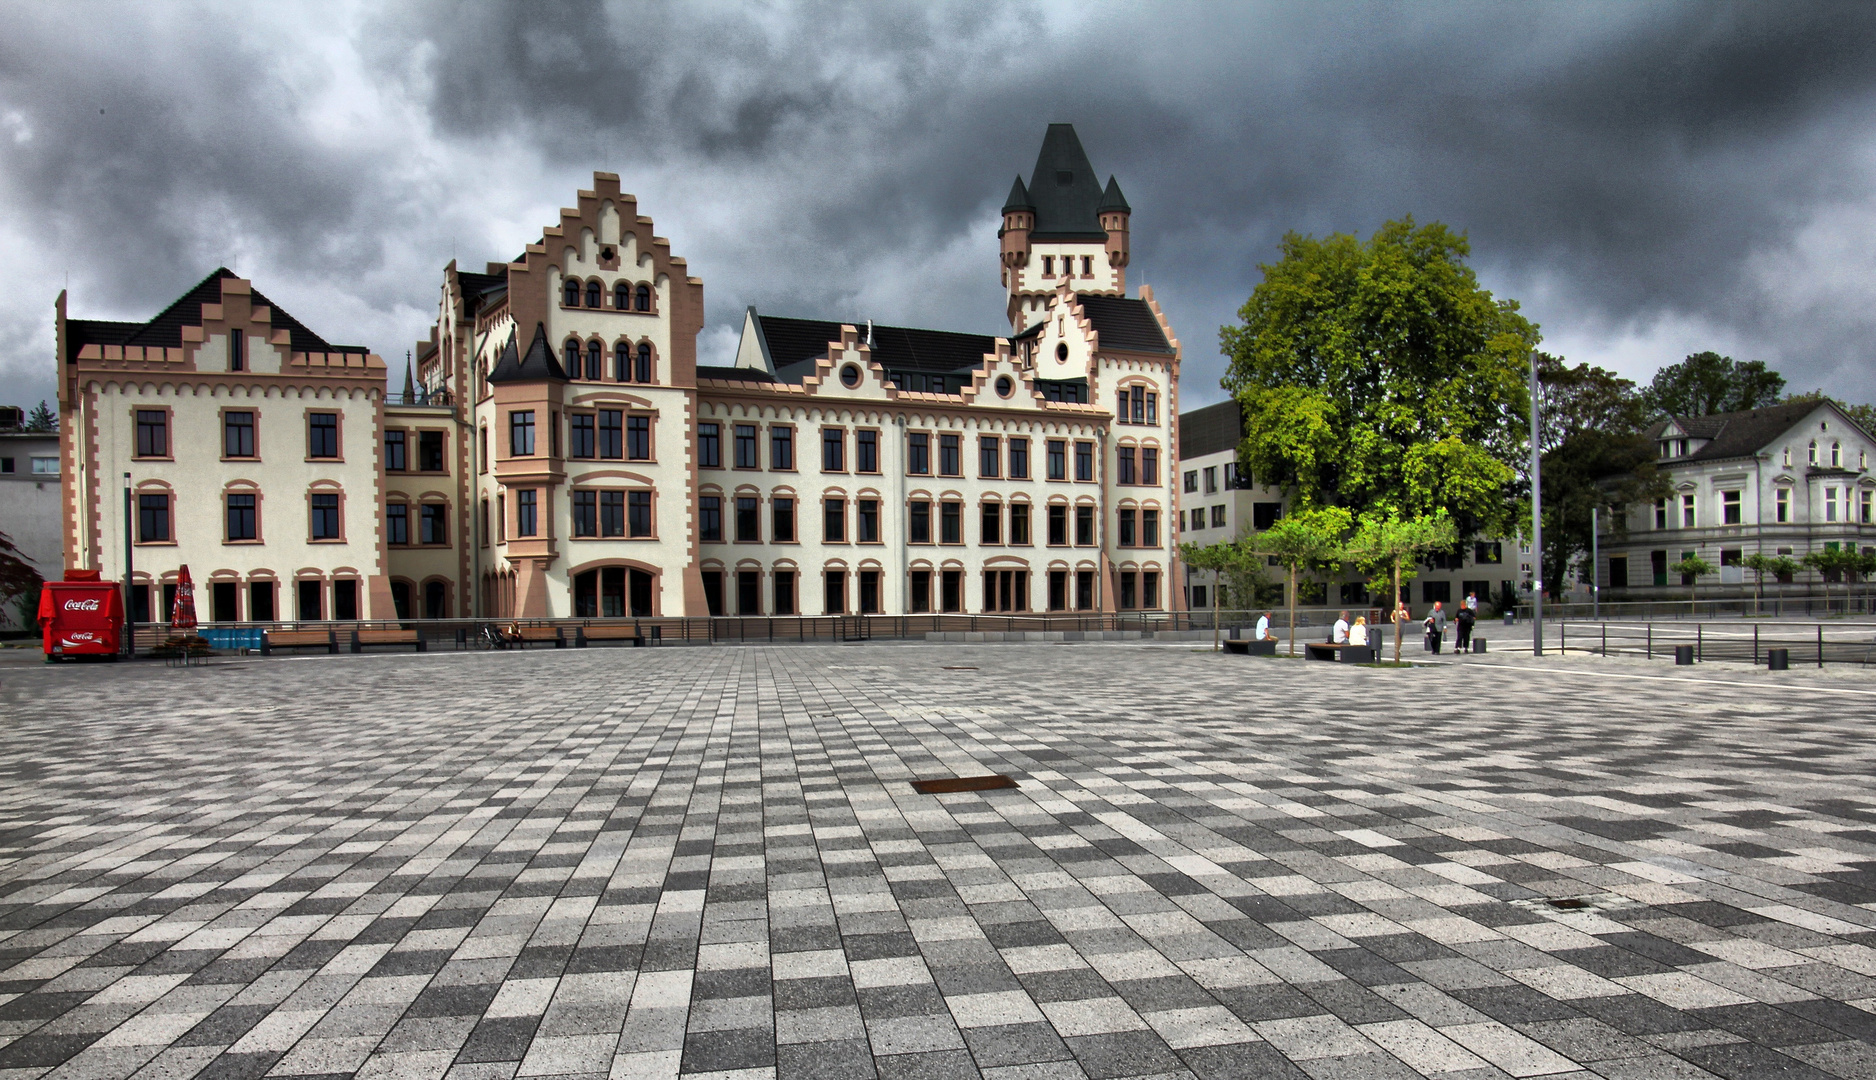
122 471 134 656
1529 352 1544 656
1591 505 1599 621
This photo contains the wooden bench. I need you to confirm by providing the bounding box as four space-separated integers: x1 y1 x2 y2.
262 628 337 655
1222 638 1277 655
512 625 564 648
352 628 425 653
576 624 645 648
1304 642 1374 663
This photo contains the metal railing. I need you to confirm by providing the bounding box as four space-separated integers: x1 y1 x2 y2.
1519 595 1876 621
1558 620 1876 668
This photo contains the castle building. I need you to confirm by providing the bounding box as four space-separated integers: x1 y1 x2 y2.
58 124 1186 621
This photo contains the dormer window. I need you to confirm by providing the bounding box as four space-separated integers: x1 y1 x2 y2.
564 279 580 307
586 281 601 309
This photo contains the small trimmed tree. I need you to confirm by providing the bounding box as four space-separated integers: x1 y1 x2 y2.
1179 538 1236 651
1741 552 1775 615
1669 554 1715 612
1250 507 1351 657
1801 548 1861 615
1344 510 1459 662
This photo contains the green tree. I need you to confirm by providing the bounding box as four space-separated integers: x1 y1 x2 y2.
1220 218 1538 540
1642 352 1784 418
1345 510 1459 662
1802 548 1861 615
1534 353 1667 595
1180 538 1246 650
23 400 56 433
1670 554 1714 611
1250 507 1351 657
1741 552 1777 614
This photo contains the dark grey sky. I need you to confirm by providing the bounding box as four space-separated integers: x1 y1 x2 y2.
4 1 1875 414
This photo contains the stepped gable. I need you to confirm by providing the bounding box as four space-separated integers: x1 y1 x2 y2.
1075 293 1172 354
63 267 363 363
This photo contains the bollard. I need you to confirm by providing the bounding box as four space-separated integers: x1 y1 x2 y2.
1674 644 1694 666
1472 638 1486 654
1767 647 1789 672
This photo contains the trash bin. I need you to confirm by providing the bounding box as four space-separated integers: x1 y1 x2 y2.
1503 612 1514 625
1471 638 1486 654
1674 644 1695 665
1767 647 1789 671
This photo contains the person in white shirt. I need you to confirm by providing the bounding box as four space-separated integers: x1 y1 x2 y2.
1350 616 1369 645
1255 611 1273 641
1466 592 1479 613
1333 611 1350 644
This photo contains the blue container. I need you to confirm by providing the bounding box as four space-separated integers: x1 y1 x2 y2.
200 627 265 651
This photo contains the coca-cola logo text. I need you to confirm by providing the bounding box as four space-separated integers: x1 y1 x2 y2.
63 598 102 612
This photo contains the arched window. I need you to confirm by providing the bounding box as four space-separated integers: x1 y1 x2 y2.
586 340 603 381
563 339 581 376
635 284 651 311
1832 441 1842 468
636 343 653 382
563 279 580 307
586 281 601 309
615 282 630 311
615 341 631 382
1810 440 1819 465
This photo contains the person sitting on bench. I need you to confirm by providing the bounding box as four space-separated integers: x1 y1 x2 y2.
1254 610 1276 642
1350 617 1369 646
1332 611 1350 644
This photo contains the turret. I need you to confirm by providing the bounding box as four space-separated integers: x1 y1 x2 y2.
1099 176 1131 269
999 176 1033 274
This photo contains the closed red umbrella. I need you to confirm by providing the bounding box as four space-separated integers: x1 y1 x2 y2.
171 564 198 634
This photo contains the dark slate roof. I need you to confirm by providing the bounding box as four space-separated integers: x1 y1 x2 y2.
1643 401 1826 463
1077 294 1172 354
63 267 362 363
1180 400 1242 459
1025 124 1110 241
1002 176 1033 213
487 323 568 384
695 365 774 383
753 315 997 379
455 269 506 310
1098 176 1130 214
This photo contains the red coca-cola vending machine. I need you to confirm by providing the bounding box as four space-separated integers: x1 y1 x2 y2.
38 569 125 659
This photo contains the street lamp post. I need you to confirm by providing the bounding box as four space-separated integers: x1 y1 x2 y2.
1529 352 1544 656
122 472 134 656
1591 505 1599 621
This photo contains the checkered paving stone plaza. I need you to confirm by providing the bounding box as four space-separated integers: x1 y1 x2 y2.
5 645 1876 1080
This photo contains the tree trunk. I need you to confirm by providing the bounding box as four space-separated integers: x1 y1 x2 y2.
1212 576 1219 651
1392 559 1403 664
1287 564 1297 658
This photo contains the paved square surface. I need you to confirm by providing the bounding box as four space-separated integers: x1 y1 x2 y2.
3 644 1876 1080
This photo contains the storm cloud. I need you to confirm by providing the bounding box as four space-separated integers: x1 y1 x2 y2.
3 0 1875 413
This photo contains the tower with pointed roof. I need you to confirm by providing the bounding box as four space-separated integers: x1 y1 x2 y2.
1000 124 1131 333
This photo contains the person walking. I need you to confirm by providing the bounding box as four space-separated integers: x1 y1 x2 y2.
1454 603 1475 652
1426 600 1447 654
1465 591 1479 614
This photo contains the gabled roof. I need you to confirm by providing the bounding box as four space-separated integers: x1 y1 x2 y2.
1643 400 1832 463
751 314 998 379
486 323 568 384
1025 124 1110 241
1180 400 1242 459
1076 294 1172 354
64 267 363 363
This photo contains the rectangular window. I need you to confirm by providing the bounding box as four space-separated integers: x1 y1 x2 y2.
824 570 846 614
387 502 410 544
1141 509 1159 547
420 430 444 472
1189 507 1204 531
736 424 759 468
1607 556 1628 589
1826 487 1839 523
1184 471 1198 493
136 410 168 457
908 432 930 475
858 499 879 543
1147 393 1157 425
773 497 796 542
941 569 962 613
773 571 796 615
857 429 879 473
736 496 759 542
249 581 275 621
981 503 1001 545
1076 570 1094 610
1048 570 1067 611
509 411 535 456
570 414 595 458
737 570 760 615
1074 441 1094 482
699 495 723 542
309 412 339 458
823 497 846 541
30 456 55 475
331 579 356 620
910 570 931 613
229 330 244 372
628 491 652 536
1654 498 1669 529
1048 504 1067 545
1141 448 1158 486
770 426 794 470
421 503 448 545
311 493 340 540
1722 490 1742 525
1118 507 1136 547
514 489 536 537
1681 493 1696 528
227 493 256 541
1010 503 1030 545
627 416 651 460
1775 488 1790 523
938 434 960 476
1120 571 1137 610
1047 439 1066 481
940 500 961 544
598 410 623 459
598 491 624 537
910 500 931 543
297 580 322 621
699 422 722 468
1863 489 1873 525
1203 467 1217 494
1474 541 1503 564
1212 505 1227 528
1143 571 1159 609
225 412 255 458
1008 437 1029 479
979 436 1000 478
1117 447 1136 485
823 428 845 472
1075 505 1094 546
1042 255 1054 276
1253 502 1281 530
573 491 597 537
